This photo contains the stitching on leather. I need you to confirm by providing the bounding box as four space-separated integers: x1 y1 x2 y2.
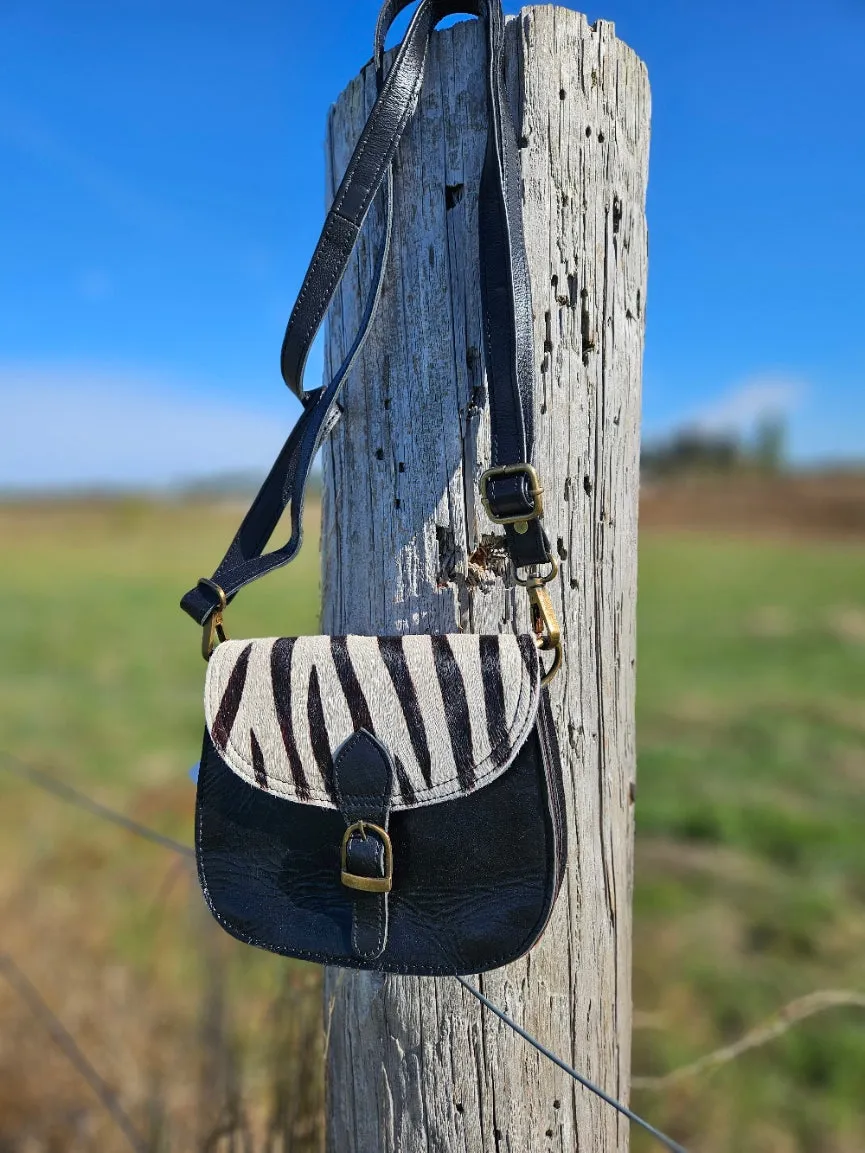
334 731 389 802
331 29 425 219
298 239 352 345
196 744 559 972
208 639 540 809
336 730 389 959
289 4 429 350
287 18 427 367
334 731 392 817
351 891 386 959
292 224 353 350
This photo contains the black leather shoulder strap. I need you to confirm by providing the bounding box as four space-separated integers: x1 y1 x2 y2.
280 0 460 403
181 0 552 630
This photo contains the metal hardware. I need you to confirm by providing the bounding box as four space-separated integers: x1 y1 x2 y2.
479 463 544 525
526 575 563 687
528 583 563 686
515 555 559 587
199 579 229 661
340 821 393 894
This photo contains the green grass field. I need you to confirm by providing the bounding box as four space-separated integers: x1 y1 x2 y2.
634 535 865 1152
0 499 863 1152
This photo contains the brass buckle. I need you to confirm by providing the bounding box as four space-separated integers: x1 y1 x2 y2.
340 821 393 894
479 463 544 528
525 568 563 687
199 579 229 661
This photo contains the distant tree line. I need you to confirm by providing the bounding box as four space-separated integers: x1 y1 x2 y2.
641 415 786 479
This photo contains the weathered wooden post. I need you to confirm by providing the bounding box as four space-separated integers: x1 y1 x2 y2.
320 7 649 1150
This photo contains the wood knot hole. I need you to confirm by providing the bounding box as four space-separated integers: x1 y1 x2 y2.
445 183 465 210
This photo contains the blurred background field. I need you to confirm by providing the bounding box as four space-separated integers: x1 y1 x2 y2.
2 1 864 1146
0 475 863 1153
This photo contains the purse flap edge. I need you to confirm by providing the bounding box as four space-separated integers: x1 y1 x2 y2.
203 633 541 811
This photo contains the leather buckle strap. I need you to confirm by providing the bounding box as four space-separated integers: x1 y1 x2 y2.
333 731 395 959
181 0 562 655
481 463 562 683
481 463 557 601
480 463 544 528
341 821 394 893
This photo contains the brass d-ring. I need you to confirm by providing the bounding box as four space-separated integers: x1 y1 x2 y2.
515 556 559 588
199 579 229 661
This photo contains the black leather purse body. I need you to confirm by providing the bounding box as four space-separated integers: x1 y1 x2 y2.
181 0 568 976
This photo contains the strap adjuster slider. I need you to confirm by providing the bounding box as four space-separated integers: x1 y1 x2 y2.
479 463 544 526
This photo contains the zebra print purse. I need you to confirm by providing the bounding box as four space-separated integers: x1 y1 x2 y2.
181 0 567 974
197 633 565 972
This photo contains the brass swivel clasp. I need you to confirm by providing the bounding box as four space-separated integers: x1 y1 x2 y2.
480 460 564 686
199 579 229 661
521 560 563 687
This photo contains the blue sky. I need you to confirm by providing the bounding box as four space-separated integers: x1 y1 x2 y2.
1 0 863 488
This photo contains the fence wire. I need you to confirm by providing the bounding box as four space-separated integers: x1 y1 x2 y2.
0 750 193 857
0 952 148 1153
0 747 691 1153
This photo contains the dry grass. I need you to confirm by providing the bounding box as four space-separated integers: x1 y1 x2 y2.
0 500 325 1153
641 470 865 540
0 851 325 1153
1 488 864 1152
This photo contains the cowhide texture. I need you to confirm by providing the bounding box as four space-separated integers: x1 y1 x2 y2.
204 633 541 810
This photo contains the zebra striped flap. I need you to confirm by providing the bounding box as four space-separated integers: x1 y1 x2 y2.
204 633 541 810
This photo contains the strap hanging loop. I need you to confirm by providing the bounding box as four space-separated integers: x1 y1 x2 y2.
181 0 562 656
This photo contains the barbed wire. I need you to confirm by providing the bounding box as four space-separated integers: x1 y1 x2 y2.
0 952 148 1153
456 976 690 1153
1 745 692 1150
0 750 193 858
7 744 860 1150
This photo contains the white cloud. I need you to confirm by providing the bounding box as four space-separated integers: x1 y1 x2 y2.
685 374 808 435
0 363 299 490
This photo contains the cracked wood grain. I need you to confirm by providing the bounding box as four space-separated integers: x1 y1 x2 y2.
320 8 649 1151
